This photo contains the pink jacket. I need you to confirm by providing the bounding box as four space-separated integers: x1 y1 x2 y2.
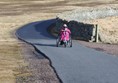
60 28 71 41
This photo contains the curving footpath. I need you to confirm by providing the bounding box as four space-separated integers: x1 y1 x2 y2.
16 19 118 83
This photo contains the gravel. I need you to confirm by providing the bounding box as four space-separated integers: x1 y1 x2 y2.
17 43 60 83
57 4 118 22
78 40 118 56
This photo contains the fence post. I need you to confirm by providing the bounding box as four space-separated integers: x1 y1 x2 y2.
95 24 99 42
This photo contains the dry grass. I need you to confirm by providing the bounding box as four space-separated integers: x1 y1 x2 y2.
0 0 59 82
85 16 118 43
0 41 28 83
0 0 118 83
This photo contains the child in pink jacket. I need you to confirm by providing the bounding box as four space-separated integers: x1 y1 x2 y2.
60 24 71 43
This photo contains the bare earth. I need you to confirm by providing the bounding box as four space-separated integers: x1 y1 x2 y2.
0 0 118 83
78 40 118 56
17 43 60 83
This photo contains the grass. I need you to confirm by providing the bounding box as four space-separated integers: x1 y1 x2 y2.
0 16 33 83
0 42 25 83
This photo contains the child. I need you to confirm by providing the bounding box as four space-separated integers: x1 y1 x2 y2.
60 24 71 45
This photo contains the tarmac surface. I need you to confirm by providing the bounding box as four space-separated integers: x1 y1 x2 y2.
16 19 118 83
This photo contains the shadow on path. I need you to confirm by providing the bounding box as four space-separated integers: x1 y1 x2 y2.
35 43 56 47
16 19 56 44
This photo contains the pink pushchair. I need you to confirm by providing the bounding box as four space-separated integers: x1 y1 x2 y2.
56 28 72 47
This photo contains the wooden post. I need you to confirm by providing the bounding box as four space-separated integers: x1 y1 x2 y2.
95 24 99 42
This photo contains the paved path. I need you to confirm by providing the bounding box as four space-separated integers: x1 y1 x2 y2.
16 19 118 83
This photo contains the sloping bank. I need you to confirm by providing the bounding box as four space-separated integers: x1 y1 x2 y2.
56 5 118 44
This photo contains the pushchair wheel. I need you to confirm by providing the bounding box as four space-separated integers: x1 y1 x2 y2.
64 42 67 47
69 37 72 47
70 40 72 47
56 37 60 47
56 43 59 47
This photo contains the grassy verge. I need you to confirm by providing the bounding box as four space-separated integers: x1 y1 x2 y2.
0 41 31 83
